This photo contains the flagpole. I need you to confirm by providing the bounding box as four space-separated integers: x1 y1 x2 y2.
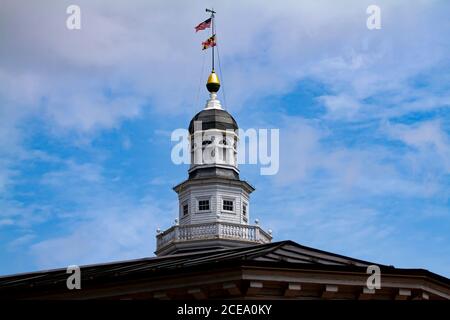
206 8 216 72
211 12 215 71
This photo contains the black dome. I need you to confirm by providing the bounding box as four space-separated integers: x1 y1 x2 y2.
188 109 238 134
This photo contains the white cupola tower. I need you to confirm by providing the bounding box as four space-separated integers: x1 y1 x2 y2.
155 70 272 256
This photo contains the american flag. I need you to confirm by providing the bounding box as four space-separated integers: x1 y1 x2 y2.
195 18 212 32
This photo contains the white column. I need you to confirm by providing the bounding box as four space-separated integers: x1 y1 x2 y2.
227 147 234 166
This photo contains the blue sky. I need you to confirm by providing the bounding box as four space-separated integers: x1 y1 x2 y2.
1 0 450 277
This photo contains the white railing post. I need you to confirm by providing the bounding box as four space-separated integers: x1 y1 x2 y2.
174 226 179 242
255 227 260 242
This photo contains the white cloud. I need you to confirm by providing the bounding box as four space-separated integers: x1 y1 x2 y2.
318 94 362 119
1 0 448 132
385 120 450 172
274 117 440 198
30 198 166 269
7 234 35 250
20 158 176 269
387 121 449 152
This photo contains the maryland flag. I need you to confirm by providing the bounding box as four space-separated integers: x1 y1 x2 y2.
202 35 216 50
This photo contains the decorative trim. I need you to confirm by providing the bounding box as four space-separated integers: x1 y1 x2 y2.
204 92 223 110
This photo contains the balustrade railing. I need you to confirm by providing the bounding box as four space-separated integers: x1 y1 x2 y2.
156 222 271 251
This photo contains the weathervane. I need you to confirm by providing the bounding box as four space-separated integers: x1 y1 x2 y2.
194 8 220 94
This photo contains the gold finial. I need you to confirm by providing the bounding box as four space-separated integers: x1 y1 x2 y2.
206 70 220 93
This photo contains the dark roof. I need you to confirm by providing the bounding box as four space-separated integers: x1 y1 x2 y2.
188 109 238 134
188 166 240 180
1 240 449 292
